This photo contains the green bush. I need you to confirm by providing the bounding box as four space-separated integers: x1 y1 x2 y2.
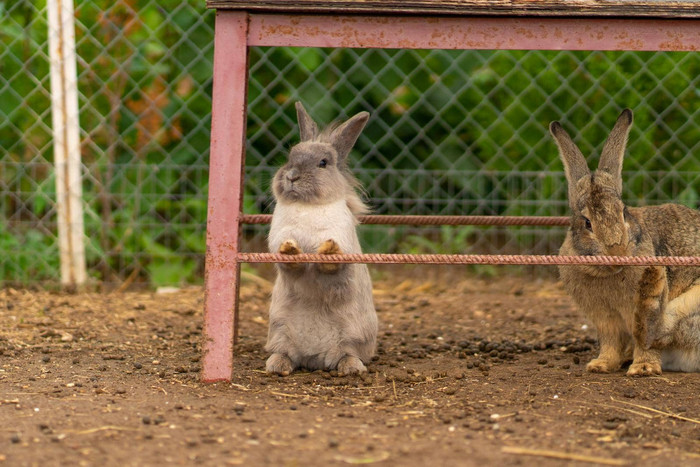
2 1 699 285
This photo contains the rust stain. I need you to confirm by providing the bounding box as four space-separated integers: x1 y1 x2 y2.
660 30 697 51
307 26 321 38
263 24 296 36
616 39 646 50
659 40 697 51
515 27 535 39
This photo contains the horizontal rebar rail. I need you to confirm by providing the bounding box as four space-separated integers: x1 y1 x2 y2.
241 214 570 226
239 252 700 266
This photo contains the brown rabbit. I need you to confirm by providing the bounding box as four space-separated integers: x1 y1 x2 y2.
551 108 700 375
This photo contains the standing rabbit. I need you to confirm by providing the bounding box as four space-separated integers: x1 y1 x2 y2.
265 102 377 376
551 108 700 375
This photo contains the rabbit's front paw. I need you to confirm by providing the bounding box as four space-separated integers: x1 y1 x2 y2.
586 358 620 373
627 361 662 376
278 239 302 269
266 353 294 376
648 330 673 349
644 316 674 349
337 356 366 376
636 266 668 349
317 239 342 273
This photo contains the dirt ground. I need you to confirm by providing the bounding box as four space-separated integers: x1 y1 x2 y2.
1 267 699 466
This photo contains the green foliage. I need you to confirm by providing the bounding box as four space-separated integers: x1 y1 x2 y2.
1 0 214 286
2 1 699 286
402 226 474 255
400 226 496 276
0 223 59 283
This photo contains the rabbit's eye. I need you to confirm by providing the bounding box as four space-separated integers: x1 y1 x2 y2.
583 217 592 231
318 159 328 168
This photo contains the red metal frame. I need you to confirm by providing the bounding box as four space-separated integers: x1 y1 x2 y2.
248 15 700 51
204 11 700 382
203 12 249 382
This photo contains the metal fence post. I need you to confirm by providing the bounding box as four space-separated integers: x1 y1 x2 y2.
202 11 249 382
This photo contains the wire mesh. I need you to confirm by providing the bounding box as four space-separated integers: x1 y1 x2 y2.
2 1 700 286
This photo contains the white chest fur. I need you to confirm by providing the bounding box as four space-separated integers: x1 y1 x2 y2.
268 200 361 254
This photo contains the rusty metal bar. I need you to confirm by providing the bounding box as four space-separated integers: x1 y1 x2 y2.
248 15 700 51
239 252 700 267
241 214 570 226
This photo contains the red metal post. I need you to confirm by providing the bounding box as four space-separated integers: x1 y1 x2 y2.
202 11 249 383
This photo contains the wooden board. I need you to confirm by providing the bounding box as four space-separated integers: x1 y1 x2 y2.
206 1 700 18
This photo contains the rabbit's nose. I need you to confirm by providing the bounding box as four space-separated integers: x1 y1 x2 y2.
606 243 629 256
286 170 300 182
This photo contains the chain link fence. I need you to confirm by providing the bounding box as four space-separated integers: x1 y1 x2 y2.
2 0 700 286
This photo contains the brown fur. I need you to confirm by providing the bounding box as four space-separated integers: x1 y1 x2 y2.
635 266 667 348
552 109 700 375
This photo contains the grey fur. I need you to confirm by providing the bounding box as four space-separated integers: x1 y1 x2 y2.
272 103 370 215
552 108 700 375
295 101 319 142
265 102 377 376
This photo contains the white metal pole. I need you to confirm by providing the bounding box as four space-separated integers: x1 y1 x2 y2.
47 0 86 288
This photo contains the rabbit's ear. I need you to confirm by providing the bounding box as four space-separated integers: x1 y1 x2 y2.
598 109 632 192
295 101 319 142
550 120 590 204
330 111 369 161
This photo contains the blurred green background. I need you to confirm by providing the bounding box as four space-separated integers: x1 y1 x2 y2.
2 0 699 286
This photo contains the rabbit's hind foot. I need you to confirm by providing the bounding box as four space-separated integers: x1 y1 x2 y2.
337 355 366 376
266 353 294 376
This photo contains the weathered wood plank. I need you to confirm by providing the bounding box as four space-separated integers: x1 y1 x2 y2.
206 1 700 18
